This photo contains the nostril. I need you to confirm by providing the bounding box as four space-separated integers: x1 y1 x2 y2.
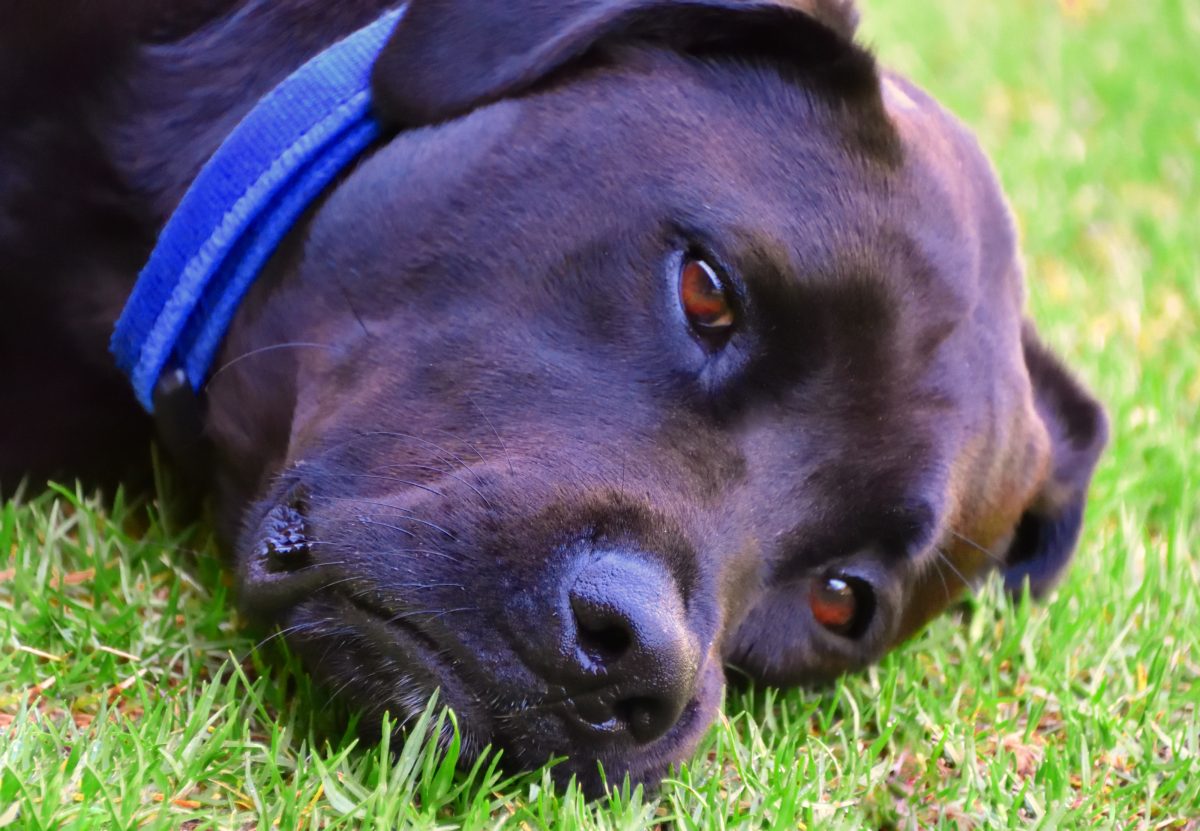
575 617 631 666
570 596 633 667
560 550 700 745
613 695 671 744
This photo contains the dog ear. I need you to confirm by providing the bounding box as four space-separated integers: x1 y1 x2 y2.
1003 323 1108 597
371 0 865 127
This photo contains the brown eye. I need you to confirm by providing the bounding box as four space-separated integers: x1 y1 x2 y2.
810 575 863 636
679 257 734 336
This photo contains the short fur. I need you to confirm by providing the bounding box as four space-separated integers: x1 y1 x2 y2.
0 0 1106 791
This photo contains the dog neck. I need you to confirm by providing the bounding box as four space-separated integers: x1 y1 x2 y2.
110 5 407 413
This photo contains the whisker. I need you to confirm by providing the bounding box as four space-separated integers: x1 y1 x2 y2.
368 462 495 510
326 430 490 489
934 546 975 593
426 426 492 470
271 557 349 574
947 528 1006 565
928 551 952 602
205 341 337 389
243 620 323 658
353 516 416 539
466 394 515 477
340 583 466 608
346 500 457 540
313 575 365 594
385 606 476 625
426 605 475 622
326 670 370 706
499 690 573 718
384 547 463 563
367 462 450 475
327 472 446 498
522 453 600 491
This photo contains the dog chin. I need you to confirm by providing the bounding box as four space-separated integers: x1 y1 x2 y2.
496 659 725 794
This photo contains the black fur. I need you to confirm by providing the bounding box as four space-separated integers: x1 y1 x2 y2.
0 0 1105 792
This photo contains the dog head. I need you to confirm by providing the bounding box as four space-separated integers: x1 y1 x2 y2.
204 0 1106 791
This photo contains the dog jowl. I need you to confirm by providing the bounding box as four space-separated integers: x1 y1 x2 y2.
0 0 1106 791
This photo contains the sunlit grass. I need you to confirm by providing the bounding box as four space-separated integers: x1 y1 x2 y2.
3 0 1197 827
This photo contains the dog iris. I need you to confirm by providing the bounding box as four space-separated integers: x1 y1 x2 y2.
809 576 858 633
679 257 734 336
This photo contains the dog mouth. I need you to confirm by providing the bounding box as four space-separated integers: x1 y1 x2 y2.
235 493 488 741
234 475 721 791
267 586 715 790
330 591 497 743
243 554 715 787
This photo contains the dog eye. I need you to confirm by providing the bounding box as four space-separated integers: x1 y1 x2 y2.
809 574 872 638
679 257 735 340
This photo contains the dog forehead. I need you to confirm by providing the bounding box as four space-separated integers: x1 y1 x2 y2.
879 71 1024 301
520 57 988 297
551 58 989 318
329 48 996 344
374 52 905 261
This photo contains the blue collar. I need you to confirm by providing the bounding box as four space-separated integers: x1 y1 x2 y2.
111 6 406 412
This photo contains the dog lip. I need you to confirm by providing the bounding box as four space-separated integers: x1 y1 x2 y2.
238 557 342 622
339 592 444 654
545 676 707 752
332 592 492 729
540 692 707 789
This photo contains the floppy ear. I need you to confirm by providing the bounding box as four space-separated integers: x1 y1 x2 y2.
1004 323 1108 597
371 0 865 127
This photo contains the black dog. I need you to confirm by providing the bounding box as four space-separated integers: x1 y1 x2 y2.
0 0 1106 791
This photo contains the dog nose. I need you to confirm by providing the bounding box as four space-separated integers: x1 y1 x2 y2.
564 551 699 744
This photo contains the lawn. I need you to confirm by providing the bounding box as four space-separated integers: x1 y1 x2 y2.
2 0 1198 828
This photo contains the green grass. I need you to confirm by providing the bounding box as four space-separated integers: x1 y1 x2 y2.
3 0 1198 827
